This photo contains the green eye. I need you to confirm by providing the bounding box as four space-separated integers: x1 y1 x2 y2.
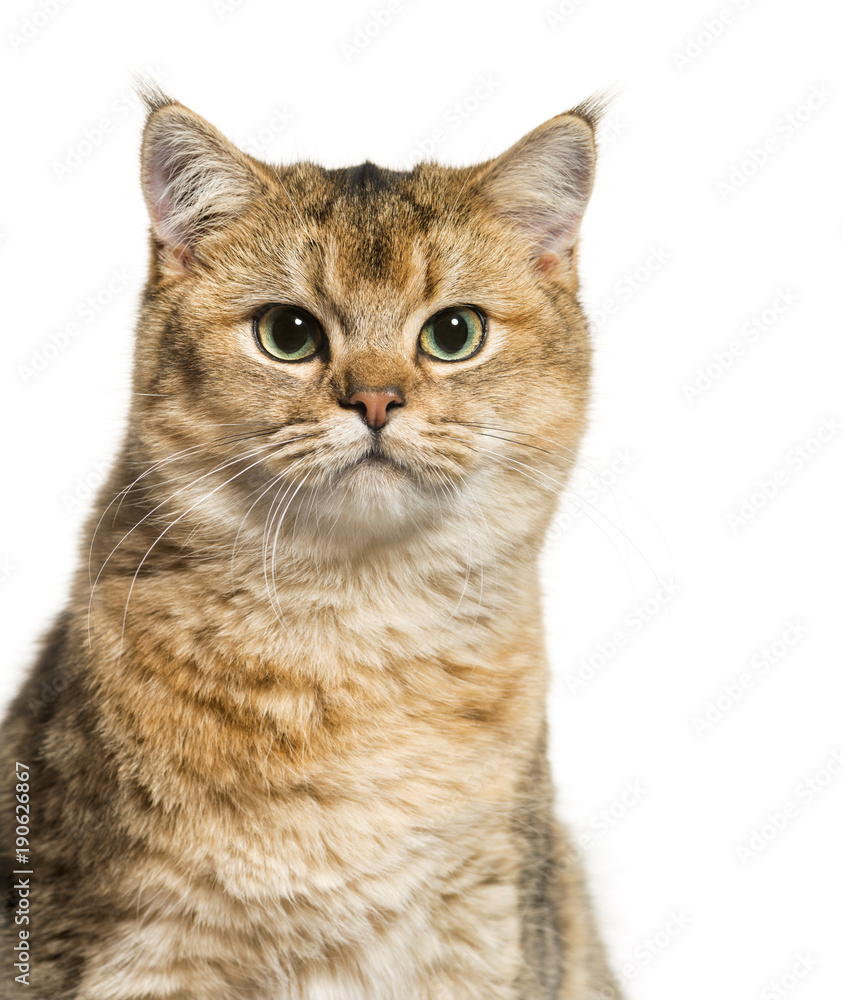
255 305 323 362
419 306 485 362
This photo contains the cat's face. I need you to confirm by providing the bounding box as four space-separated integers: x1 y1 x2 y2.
130 91 598 555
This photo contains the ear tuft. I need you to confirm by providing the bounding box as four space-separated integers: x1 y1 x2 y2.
474 93 611 280
132 74 175 117
139 95 261 267
567 86 617 132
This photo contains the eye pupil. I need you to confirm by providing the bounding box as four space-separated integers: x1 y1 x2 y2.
272 314 307 354
431 312 469 355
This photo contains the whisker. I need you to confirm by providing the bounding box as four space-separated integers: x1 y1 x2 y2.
88 426 284 586
228 456 313 587
445 417 640 507
446 426 555 457
267 471 312 636
441 418 674 586
88 434 311 652
460 445 664 603
321 472 356 551
256 463 314 641
457 472 500 661
115 442 308 658
416 469 476 655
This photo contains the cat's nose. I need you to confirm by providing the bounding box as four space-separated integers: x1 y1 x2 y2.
343 389 404 430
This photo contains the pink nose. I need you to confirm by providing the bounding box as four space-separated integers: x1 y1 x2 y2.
346 389 404 430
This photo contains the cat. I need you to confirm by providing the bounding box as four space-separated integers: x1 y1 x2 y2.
0 84 623 999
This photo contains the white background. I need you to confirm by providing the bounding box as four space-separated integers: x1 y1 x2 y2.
1 0 841 997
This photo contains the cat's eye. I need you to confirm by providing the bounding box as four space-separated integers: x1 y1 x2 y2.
418 306 486 362
254 305 324 362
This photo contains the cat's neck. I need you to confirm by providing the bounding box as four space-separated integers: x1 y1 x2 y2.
73 450 551 804
81 455 549 680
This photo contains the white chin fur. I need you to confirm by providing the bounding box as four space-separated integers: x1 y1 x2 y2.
295 465 444 548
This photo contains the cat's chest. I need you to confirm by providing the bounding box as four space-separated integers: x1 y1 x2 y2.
114 553 523 801
87 556 534 998
119 582 527 864
169 672 519 894
108 705 523 1000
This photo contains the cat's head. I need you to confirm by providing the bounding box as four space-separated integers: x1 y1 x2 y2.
131 87 601 557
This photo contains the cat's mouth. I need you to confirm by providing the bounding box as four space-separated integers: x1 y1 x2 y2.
341 445 412 481
354 448 400 470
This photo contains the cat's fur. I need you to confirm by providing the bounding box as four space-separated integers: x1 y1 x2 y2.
0 87 623 999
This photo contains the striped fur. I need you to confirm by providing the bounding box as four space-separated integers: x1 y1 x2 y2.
0 91 623 999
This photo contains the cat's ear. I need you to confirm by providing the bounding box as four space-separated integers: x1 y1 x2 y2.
472 96 604 283
139 84 262 273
